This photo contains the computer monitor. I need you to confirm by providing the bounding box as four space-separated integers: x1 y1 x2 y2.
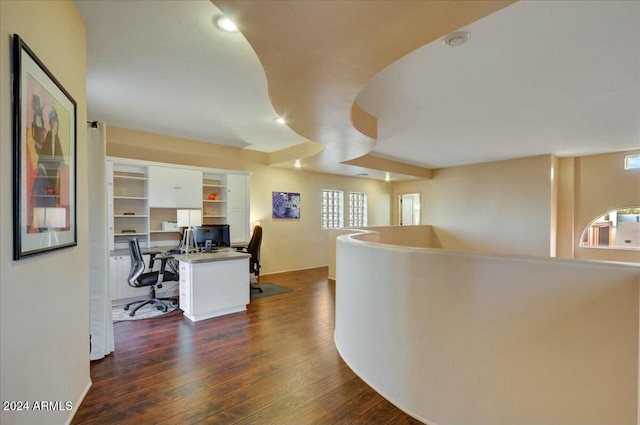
192 224 231 248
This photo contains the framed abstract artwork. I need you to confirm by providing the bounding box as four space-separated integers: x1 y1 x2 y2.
12 34 77 259
272 192 301 219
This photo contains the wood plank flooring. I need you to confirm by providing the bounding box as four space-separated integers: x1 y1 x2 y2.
72 267 423 425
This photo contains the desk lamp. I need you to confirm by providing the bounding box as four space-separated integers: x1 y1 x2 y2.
33 207 66 246
177 209 202 254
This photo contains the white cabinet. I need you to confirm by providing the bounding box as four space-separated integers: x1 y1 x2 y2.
228 208 249 244
107 157 250 248
108 255 122 301
226 173 250 244
109 253 178 302
227 173 247 209
109 255 148 301
178 255 250 322
148 166 202 208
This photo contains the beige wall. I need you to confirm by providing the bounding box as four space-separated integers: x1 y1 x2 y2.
573 149 640 263
393 155 554 257
0 2 90 424
391 151 640 263
248 162 391 274
106 125 392 274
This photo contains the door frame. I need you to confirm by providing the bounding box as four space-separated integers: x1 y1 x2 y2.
399 192 421 225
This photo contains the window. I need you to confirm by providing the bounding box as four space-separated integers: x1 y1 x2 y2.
624 154 640 170
321 189 343 228
580 207 640 250
348 192 367 227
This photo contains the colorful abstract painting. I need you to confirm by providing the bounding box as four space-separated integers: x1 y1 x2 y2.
12 34 77 259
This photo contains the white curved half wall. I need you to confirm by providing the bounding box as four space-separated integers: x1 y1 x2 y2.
334 231 639 425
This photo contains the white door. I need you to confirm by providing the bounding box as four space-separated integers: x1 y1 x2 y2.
402 197 414 225
400 193 421 225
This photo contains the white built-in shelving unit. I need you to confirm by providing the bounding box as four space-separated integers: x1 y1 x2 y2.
106 157 250 303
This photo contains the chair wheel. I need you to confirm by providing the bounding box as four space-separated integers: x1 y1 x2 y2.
157 305 164 311
172 299 178 305
129 311 135 317
123 305 130 311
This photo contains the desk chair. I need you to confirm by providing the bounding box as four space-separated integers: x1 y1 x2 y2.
124 237 178 317
237 225 263 293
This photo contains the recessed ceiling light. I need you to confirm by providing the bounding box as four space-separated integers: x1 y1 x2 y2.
294 160 301 169
216 17 238 32
443 31 470 47
274 117 286 125
384 173 391 182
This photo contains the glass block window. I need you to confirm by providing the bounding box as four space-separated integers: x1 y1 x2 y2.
321 189 343 228
625 154 640 170
348 192 367 227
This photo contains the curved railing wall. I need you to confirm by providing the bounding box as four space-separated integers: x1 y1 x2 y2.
334 231 639 425
327 225 437 280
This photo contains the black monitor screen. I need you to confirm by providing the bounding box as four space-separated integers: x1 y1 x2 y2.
192 224 230 248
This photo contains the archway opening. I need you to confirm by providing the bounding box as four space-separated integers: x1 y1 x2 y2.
580 207 640 250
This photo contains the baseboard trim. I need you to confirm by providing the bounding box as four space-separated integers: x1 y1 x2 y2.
66 379 92 425
260 265 328 277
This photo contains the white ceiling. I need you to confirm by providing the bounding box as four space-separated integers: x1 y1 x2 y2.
76 0 306 152
77 0 639 175
358 0 640 169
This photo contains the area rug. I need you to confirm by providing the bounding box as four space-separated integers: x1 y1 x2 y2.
251 283 293 300
112 300 179 322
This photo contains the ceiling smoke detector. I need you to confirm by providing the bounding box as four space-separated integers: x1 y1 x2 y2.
443 31 470 47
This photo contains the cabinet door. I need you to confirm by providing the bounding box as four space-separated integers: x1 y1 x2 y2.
113 255 150 300
179 262 192 316
175 169 202 208
227 174 247 210
148 166 202 208
228 208 249 244
148 166 177 207
108 256 119 301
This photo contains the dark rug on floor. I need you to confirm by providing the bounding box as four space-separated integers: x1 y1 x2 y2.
112 300 180 322
251 283 293 300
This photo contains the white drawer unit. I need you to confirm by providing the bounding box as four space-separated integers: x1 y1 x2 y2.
178 253 250 322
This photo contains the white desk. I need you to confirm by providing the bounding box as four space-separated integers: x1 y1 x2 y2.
174 250 250 322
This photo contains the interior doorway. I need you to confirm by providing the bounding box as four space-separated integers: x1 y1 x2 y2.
399 193 421 225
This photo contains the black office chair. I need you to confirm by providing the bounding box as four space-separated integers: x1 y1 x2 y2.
124 237 178 317
237 225 263 293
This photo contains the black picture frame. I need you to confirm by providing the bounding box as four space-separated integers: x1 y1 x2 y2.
12 34 77 259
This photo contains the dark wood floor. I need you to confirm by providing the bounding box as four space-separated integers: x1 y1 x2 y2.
72 267 423 425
